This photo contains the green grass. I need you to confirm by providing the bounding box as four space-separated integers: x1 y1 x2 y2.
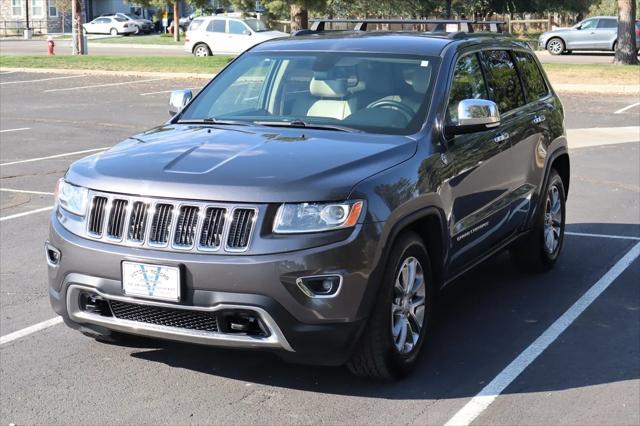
0 55 233 74
542 63 640 85
1 55 638 85
92 34 184 45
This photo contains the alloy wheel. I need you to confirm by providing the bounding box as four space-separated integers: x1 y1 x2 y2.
543 184 563 254
548 39 563 55
391 256 426 354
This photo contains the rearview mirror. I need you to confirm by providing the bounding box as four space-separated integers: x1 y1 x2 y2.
445 99 500 137
243 30 252 35
168 89 193 117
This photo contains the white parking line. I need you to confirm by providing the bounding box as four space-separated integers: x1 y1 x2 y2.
0 188 54 196
0 127 30 133
445 241 640 426
0 147 108 166
0 70 19 75
614 102 640 114
0 317 63 346
566 231 640 241
44 78 167 93
140 89 184 96
0 206 53 222
0 75 85 85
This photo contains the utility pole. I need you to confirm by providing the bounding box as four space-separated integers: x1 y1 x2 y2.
173 1 181 42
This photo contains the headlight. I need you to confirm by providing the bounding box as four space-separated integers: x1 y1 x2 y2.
273 200 364 234
55 179 89 216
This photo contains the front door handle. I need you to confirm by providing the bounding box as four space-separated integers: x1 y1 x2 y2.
532 115 546 124
493 132 510 143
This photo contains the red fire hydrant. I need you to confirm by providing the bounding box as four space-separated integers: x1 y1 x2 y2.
47 36 55 55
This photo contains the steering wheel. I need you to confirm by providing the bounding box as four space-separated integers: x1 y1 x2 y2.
366 99 415 122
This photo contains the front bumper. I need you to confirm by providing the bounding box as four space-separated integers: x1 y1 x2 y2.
47 212 383 365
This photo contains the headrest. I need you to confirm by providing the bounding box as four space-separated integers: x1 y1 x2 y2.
309 77 348 98
406 68 431 94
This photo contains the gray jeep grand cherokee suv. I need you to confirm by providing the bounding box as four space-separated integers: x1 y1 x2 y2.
47 20 570 379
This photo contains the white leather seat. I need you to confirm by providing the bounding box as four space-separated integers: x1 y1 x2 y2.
306 77 357 120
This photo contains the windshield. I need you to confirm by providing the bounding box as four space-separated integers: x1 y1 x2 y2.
179 52 438 135
244 18 269 32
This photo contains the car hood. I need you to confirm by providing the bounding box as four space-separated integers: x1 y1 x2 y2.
540 28 574 37
255 30 289 39
66 124 417 203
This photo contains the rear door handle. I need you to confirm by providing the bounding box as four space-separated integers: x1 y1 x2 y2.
493 132 510 143
532 115 546 124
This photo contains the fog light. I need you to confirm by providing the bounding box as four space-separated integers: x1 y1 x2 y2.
296 275 342 298
44 242 61 267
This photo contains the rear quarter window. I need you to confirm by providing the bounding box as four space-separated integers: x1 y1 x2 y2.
513 51 548 102
189 18 205 31
479 50 525 114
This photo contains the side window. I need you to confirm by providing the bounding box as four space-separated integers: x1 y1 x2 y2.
447 53 488 123
513 51 548 102
597 19 617 29
580 19 597 30
189 18 204 32
229 20 248 35
207 19 225 33
478 50 525 114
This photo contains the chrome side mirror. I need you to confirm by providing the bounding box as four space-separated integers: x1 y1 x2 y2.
168 89 193 117
446 99 501 137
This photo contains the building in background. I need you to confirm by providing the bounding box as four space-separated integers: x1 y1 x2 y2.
0 0 81 35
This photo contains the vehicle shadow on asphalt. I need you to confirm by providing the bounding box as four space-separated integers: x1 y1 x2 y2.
125 223 639 399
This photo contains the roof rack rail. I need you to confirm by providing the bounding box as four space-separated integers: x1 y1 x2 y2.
302 18 507 34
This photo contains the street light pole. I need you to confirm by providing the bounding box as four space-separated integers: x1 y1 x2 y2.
25 0 30 30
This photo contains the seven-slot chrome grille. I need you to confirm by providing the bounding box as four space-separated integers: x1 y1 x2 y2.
84 191 258 253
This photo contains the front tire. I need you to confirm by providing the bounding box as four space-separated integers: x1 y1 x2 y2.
193 43 211 57
547 37 565 55
511 169 566 271
347 232 434 379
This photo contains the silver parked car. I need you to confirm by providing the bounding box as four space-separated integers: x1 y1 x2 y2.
539 16 640 55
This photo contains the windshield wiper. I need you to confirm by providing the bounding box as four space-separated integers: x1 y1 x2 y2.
254 119 361 133
177 117 251 126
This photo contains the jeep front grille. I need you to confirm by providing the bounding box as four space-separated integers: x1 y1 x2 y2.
174 205 200 248
149 203 174 245
106 199 128 239
128 201 149 242
227 208 256 250
199 207 226 250
85 191 258 253
87 196 108 236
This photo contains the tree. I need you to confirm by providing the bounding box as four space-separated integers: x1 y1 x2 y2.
614 0 638 64
54 0 72 33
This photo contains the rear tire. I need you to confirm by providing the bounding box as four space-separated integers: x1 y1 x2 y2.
347 232 434 379
110 28 118 36
511 169 566 272
547 37 565 55
193 43 211 57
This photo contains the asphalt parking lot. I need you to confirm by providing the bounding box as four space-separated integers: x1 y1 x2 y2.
1 71 639 425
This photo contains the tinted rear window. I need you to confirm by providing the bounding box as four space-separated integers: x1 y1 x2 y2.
479 50 525 113
513 51 548 101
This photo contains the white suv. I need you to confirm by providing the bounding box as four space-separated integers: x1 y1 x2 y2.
185 17 288 56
